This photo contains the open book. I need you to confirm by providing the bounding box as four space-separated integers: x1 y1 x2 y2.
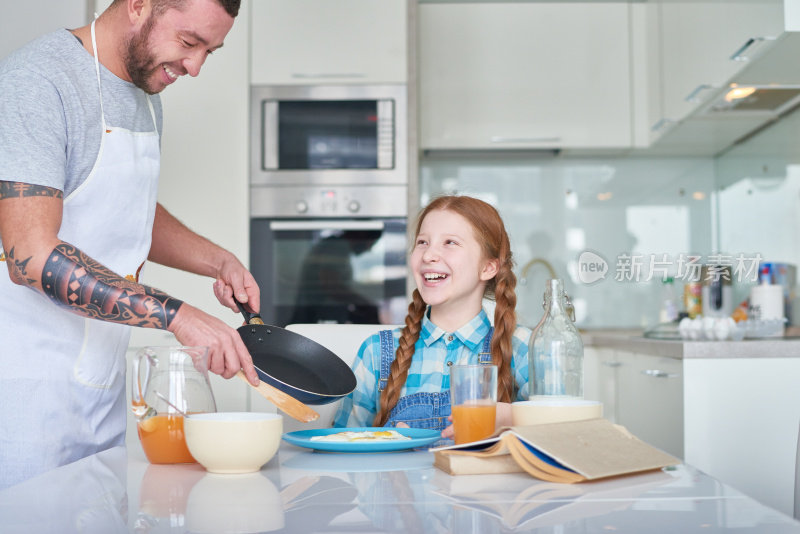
432 418 679 483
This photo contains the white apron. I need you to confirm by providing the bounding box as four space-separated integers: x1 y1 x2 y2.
0 20 159 489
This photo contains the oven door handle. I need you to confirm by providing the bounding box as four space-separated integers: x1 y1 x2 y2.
269 220 385 231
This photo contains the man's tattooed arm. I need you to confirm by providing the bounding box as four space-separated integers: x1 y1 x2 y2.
4 246 37 286
1 182 181 329
41 242 183 329
0 182 63 199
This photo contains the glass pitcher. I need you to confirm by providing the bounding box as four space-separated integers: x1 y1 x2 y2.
529 279 584 399
131 346 217 464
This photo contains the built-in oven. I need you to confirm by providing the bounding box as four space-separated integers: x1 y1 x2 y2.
250 187 408 327
249 84 409 325
250 84 407 187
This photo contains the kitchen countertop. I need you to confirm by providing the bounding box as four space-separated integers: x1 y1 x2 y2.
583 329 800 359
2 443 800 533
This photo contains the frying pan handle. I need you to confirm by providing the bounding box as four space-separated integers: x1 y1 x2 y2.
235 299 264 325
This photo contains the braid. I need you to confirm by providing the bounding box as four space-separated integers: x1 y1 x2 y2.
373 290 427 426
491 252 518 403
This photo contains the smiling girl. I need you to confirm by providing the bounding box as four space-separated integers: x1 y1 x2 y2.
333 195 531 436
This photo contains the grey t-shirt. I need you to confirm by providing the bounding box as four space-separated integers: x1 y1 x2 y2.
0 29 163 197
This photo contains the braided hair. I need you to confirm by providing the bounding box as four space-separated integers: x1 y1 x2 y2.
373 195 518 426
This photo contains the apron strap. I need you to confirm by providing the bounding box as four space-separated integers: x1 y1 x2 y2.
89 19 106 131
90 19 157 133
144 95 158 132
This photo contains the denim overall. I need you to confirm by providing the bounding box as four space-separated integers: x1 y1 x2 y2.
378 328 494 431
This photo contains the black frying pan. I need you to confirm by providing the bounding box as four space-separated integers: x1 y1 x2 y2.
235 302 357 405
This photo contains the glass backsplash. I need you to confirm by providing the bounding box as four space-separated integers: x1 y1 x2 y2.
419 154 715 329
420 101 800 329
715 104 800 320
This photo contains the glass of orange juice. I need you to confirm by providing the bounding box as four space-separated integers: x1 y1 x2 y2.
449 364 497 444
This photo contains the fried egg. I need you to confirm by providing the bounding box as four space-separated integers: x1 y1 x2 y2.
310 430 411 442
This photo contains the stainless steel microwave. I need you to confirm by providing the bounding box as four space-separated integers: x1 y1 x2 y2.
250 84 407 187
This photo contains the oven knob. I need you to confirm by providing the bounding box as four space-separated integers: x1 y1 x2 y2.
347 200 361 213
295 200 309 214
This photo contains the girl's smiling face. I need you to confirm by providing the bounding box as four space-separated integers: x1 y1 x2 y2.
411 209 499 329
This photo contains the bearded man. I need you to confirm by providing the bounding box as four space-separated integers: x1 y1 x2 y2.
0 0 261 489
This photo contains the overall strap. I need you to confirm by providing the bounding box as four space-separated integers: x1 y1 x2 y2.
377 330 395 392
478 327 494 364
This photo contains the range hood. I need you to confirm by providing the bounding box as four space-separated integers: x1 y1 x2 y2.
646 28 800 157
703 85 800 116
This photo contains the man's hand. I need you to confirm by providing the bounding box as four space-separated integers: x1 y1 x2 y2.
212 253 260 314
148 204 261 315
168 303 260 386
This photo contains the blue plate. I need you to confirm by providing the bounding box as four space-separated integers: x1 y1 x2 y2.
282 427 441 453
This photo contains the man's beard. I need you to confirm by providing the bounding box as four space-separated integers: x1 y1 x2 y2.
123 15 159 94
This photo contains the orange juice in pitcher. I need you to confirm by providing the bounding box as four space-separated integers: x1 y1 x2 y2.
137 414 195 464
131 346 216 464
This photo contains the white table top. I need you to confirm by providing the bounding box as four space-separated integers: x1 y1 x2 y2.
2 442 799 533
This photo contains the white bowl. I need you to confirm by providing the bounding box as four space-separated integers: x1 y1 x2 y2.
184 412 282 474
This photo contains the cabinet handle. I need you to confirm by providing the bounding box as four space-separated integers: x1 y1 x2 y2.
601 361 622 368
270 220 384 231
291 73 367 79
650 118 675 133
490 136 561 144
641 369 679 379
730 36 776 62
684 84 715 104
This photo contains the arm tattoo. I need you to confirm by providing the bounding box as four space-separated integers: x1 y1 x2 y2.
4 246 37 285
41 243 183 329
0 181 63 199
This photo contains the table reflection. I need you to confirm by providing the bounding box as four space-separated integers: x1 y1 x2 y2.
185 472 284 533
0 446 128 534
431 469 674 531
135 463 205 532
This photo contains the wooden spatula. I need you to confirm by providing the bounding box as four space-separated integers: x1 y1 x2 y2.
236 370 320 423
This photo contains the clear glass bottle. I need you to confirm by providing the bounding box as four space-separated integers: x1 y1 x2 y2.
529 279 584 399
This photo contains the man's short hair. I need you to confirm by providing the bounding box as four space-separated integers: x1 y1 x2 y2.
112 0 240 18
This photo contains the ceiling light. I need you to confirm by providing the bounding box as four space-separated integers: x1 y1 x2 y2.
597 192 612 201
724 85 756 102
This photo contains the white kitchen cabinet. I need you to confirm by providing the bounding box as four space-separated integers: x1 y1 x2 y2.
250 0 408 85
615 351 684 459
584 348 682 458
684 357 800 517
583 347 619 424
654 0 785 128
418 3 632 150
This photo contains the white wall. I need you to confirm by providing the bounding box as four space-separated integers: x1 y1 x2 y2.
2 1 91 59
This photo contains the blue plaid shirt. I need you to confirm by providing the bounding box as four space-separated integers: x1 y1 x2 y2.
333 308 532 428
